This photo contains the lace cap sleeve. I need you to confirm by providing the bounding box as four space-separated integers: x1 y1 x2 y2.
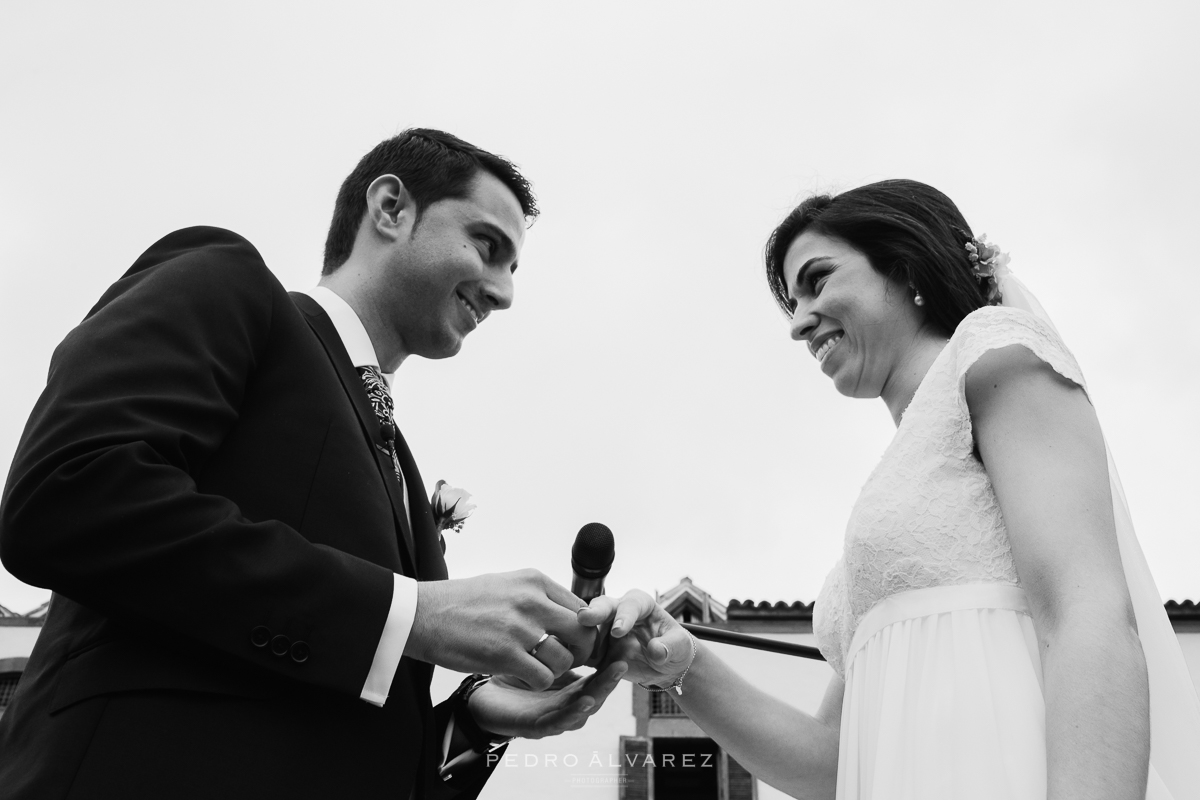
951 305 1088 411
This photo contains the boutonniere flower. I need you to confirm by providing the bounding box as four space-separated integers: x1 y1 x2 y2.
431 480 476 533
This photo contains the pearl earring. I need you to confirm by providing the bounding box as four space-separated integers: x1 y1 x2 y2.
913 291 925 306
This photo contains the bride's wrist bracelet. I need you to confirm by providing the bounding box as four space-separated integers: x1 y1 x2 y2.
638 632 698 696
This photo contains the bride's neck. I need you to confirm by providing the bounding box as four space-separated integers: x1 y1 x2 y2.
882 330 949 426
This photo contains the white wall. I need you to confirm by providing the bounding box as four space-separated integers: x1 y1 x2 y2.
1174 632 1200 695
0 627 40 664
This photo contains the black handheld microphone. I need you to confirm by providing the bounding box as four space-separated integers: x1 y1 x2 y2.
571 522 615 603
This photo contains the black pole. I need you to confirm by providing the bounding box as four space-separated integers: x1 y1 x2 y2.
682 622 826 661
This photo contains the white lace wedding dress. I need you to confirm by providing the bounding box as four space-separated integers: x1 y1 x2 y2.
813 305 1200 800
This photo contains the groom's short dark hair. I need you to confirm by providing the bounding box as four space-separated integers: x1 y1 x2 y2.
322 128 538 274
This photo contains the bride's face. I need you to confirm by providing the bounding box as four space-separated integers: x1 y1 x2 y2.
782 230 922 399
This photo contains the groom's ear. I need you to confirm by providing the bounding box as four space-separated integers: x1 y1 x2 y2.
365 174 416 242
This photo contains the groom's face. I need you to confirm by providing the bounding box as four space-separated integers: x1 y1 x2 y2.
383 171 526 360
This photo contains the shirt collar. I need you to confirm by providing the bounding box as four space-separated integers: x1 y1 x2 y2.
301 286 393 386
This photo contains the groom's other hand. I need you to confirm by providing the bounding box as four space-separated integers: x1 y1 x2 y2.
467 661 627 740
406 569 596 690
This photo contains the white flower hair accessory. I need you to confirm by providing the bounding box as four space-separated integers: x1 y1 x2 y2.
431 480 476 534
964 233 1010 306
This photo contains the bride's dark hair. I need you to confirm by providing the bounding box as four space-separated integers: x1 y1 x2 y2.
764 179 989 337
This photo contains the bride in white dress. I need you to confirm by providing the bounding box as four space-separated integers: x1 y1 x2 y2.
581 180 1200 800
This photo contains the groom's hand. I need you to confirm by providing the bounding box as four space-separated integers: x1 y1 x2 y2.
466 662 627 740
406 569 596 690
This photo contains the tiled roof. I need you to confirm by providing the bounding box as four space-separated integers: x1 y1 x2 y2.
1165 600 1200 621
727 600 815 620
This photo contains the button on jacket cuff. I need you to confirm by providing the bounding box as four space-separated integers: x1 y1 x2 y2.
360 573 418 706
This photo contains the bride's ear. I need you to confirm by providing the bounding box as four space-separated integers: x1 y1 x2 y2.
365 175 416 241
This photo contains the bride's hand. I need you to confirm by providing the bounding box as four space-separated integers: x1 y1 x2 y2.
578 590 695 687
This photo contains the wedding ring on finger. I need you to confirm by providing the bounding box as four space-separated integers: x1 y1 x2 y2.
529 632 551 657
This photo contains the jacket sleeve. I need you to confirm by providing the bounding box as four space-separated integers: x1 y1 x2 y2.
0 229 394 697
427 688 508 800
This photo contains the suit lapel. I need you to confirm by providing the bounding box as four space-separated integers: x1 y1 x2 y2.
390 433 448 581
290 293 418 572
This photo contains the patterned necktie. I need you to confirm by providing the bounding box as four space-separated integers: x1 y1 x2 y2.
358 366 404 487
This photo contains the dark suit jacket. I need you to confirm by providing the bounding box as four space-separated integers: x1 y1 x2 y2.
0 227 495 799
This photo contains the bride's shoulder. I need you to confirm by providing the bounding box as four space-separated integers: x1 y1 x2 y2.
949 305 1063 352
949 305 1084 391
953 304 1045 337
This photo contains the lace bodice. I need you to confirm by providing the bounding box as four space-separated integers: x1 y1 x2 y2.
813 306 1087 677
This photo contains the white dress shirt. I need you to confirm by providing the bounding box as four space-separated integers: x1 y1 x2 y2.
301 286 419 707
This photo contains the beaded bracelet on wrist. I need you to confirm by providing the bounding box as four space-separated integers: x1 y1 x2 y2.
638 632 698 696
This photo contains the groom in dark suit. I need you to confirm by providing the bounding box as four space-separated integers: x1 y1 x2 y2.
0 129 619 799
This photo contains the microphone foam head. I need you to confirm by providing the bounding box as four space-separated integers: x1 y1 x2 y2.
571 522 615 579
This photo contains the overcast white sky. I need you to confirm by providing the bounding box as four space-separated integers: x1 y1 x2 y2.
2 1 1198 616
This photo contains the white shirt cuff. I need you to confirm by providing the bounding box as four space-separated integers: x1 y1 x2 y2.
360 573 419 706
